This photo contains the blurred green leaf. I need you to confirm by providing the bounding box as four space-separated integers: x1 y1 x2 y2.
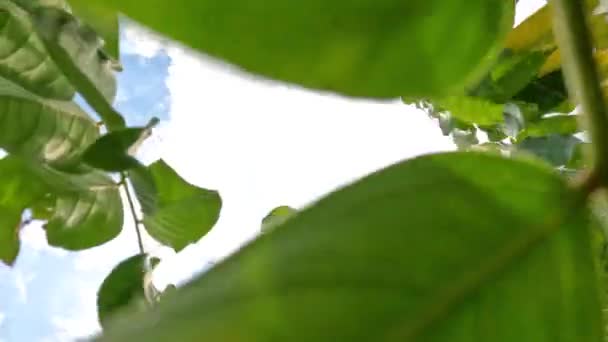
452 128 479 150
261 205 296 233
505 5 553 52
519 115 581 139
0 75 98 169
483 125 509 142
434 96 504 126
567 142 590 169
0 0 74 99
158 284 177 302
517 135 582 167
70 0 514 98
33 7 125 130
0 207 22 266
474 50 548 103
137 160 221 251
11 0 69 12
512 70 570 113
69 2 120 60
97 254 149 328
99 153 602 342
30 193 55 221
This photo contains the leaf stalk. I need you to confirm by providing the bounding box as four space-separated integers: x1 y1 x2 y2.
551 0 608 193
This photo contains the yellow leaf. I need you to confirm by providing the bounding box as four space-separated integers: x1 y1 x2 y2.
538 49 608 77
505 5 554 52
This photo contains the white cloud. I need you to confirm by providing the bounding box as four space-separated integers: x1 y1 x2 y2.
51 315 99 342
146 46 454 285
20 223 68 257
13 270 34 303
120 21 170 58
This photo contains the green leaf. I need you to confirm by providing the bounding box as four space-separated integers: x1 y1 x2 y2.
32 7 125 131
97 254 148 328
505 5 553 52
0 156 123 258
0 207 22 266
71 0 514 98
11 0 69 12
482 50 548 102
519 115 581 139
128 165 157 216
512 70 570 113
0 156 47 265
482 125 508 142
504 2 604 52
30 192 55 221
517 135 582 167
83 128 144 172
0 75 98 169
98 153 602 342
452 127 479 150
84 118 160 172
434 96 504 126
567 142 590 169
138 160 221 251
261 205 296 233
44 168 123 250
0 0 74 99
69 2 120 60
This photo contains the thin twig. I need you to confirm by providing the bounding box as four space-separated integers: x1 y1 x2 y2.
551 0 608 193
121 172 145 254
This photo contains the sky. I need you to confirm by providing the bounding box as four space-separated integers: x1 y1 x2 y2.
0 1 544 341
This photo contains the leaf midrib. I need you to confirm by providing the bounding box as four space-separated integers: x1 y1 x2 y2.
385 201 578 340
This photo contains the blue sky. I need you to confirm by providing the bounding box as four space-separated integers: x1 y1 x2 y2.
0 1 544 340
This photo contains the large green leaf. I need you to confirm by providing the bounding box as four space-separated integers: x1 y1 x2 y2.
43 168 123 250
135 160 221 251
0 156 47 265
0 0 74 99
33 7 125 130
99 153 602 341
0 155 123 250
71 0 513 98
0 75 98 169
0 155 123 258
97 254 149 328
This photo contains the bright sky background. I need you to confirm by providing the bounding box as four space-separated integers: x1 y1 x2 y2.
0 1 545 340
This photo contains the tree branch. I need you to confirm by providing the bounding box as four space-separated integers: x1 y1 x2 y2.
121 173 145 254
551 0 608 192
